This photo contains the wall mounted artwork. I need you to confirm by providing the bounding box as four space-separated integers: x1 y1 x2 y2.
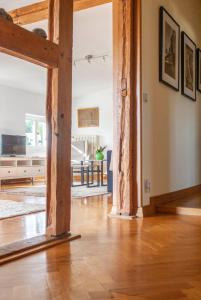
77 107 99 128
181 32 196 101
197 48 201 92
159 7 180 91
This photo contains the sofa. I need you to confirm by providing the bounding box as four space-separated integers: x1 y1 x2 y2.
107 150 113 193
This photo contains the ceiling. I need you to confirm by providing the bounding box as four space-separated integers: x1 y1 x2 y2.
0 0 42 10
0 2 112 98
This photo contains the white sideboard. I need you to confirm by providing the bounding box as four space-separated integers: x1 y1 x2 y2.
0 157 46 187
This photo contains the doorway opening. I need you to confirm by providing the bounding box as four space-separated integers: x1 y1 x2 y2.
0 0 142 261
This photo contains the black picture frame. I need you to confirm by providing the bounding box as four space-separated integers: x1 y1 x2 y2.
159 7 180 91
181 32 196 101
197 48 201 92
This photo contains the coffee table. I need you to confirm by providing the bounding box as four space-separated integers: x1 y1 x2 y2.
86 160 107 188
71 160 107 188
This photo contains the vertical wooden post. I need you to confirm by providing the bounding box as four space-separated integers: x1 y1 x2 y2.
112 0 142 217
46 0 73 236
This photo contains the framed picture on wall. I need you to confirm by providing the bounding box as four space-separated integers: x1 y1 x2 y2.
77 107 99 128
197 48 201 92
159 7 180 91
181 32 196 101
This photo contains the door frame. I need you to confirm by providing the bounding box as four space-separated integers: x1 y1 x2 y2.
0 0 142 264
111 0 142 217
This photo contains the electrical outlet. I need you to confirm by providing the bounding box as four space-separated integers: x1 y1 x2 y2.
143 92 148 103
144 179 151 193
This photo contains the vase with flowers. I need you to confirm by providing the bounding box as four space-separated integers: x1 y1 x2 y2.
95 146 106 160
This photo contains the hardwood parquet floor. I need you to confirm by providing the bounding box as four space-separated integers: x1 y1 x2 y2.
1 184 201 299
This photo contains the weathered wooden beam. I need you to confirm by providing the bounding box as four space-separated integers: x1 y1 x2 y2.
10 0 112 26
10 1 48 26
74 0 111 11
112 0 142 217
46 0 73 236
0 17 59 68
0 234 81 265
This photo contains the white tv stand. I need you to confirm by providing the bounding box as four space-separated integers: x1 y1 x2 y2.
0 156 46 188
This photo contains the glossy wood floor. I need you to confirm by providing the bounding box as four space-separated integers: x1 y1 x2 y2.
1 185 201 299
0 181 46 246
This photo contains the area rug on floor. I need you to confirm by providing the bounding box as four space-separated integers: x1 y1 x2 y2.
0 185 110 198
0 200 45 220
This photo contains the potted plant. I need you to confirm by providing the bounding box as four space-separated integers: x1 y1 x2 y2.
96 146 106 160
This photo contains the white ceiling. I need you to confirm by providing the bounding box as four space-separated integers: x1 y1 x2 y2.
0 2 112 98
0 0 42 10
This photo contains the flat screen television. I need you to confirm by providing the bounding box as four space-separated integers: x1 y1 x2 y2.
1 135 26 156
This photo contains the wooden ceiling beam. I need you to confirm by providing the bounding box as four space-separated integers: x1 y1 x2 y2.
10 1 48 26
74 0 111 11
9 0 112 26
0 17 59 68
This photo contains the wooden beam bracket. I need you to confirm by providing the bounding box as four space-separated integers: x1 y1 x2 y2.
0 17 59 68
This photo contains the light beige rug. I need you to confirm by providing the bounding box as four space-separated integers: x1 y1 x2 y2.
0 200 45 220
0 185 109 198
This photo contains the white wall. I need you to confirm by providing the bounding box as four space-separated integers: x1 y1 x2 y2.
142 0 201 205
0 84 113 157
0 85 45 156
72 88 113 151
